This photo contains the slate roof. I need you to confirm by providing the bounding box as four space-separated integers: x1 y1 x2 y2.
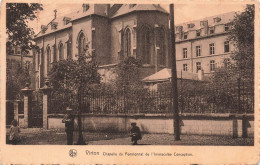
176 11 236 32
110 4 169 18
35 4 169 38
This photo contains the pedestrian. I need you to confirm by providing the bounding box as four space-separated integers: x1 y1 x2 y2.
130 122 142 145
62 107 74 145
9 119 20 145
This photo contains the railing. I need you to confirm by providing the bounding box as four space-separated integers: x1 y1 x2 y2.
49 79 254 114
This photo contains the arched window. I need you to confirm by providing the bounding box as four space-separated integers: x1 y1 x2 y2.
158 28 166 65
78 32 86 56
124 28 131 56
140 26 151 64
59 43 64 60
46 46 51 73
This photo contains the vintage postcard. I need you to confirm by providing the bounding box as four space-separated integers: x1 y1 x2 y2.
0 0 259 164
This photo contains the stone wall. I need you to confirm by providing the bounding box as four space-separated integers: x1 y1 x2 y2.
46 113 254 137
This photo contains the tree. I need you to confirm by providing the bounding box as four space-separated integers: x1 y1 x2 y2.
113 56 146 113
6 63 31 100
209 5 255 113
229 4 254 80
49 44 100 145
114 56 143 91
6 3 43 53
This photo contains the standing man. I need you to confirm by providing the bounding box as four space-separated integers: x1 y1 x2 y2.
62 107 74 145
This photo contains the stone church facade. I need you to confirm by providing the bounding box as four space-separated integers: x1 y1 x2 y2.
34 4 235 89
34 4 170 89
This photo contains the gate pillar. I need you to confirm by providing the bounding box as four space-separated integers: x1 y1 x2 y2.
13 100 19 122
40 79 52 129
21 83 33 128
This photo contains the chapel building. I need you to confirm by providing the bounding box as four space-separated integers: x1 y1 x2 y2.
33 4 235 89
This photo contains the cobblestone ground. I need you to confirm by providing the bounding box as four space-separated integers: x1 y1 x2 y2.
6 128 254 146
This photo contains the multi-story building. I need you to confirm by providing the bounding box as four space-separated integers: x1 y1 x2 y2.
175 12 235 75
6 45 33 72
33 4 236 89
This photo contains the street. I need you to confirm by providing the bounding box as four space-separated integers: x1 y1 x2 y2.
6 128 253 146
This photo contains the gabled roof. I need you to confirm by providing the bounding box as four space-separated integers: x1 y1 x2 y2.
142 68 200 83
111 4 169 18
35 4 108 39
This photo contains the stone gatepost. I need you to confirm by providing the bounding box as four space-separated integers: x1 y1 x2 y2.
21 83 33 128
40 79 52 129
13 100 19 122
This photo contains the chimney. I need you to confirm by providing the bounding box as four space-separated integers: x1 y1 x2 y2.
198 69 204 81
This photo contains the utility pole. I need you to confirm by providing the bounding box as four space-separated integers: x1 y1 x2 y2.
170 4 180 140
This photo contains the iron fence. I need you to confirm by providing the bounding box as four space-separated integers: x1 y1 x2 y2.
49 79 254 114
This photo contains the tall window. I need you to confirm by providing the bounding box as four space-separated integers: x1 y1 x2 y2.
25 61 30 70
209 43 215 55
141 26 151 64
125 28 131 57
196 46 201 57
183 48 187 59
16 48 21 54
196 62 201 73
210 60 215 71
183 64 188 72
46 46 51 73
224 58 231 68
196 30 201 37
59 43 64 60
224 41 230 53
158 28 166 65
78 32 86 56
224 24 229 31
67 42 71 59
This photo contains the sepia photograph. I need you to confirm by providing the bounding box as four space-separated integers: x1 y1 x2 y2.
1 0 258 164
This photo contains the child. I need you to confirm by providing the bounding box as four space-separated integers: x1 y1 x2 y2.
9 120 20 145
130 122 142 145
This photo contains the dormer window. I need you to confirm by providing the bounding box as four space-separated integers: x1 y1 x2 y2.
187 23 195 28
183 32 188 39
129 4 136 8
82 4 90 12
200 20 208 27
41 25 48 34
51 22 58 30
213 17 221 23
209 26 215 34
63 17 71 25
224 24 229 31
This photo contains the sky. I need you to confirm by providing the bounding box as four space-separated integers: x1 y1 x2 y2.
29 3 246 34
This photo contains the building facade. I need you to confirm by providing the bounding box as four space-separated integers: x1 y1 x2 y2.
33 4 236 89
34 4 170 89
6 45 34 89
175 12 235 75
